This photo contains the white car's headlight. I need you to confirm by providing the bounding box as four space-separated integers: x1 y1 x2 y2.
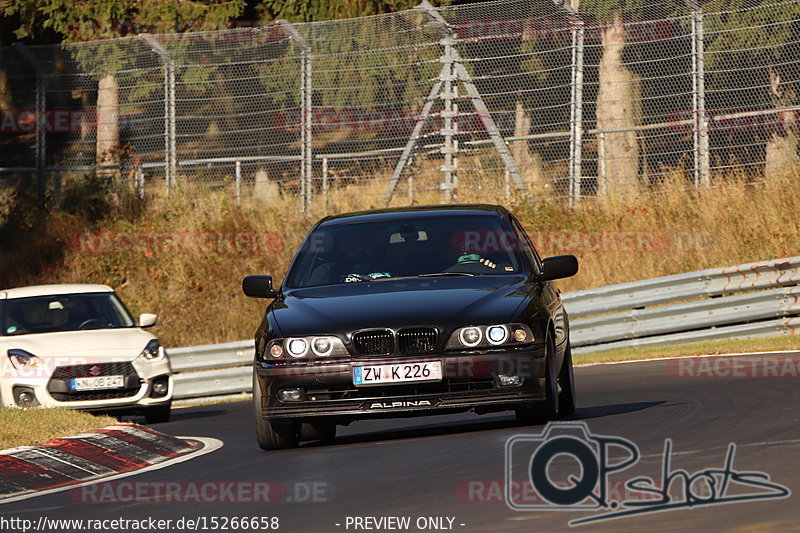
139 340 166 362
7 349 46 370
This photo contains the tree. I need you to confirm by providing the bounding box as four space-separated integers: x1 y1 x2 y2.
701 0 800 179
3 0 246 178
258 0 448 22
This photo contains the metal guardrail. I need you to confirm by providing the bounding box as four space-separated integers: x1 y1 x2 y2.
570 286 800 348
169 340 254 399
169 256 800 399
562 256 800 316
566 255 800 353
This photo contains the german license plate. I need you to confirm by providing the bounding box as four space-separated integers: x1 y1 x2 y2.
353 361 442 386
69 375 125 391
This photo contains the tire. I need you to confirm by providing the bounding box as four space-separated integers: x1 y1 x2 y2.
558 342 576 417
542 341 560 420
544 344 560 420
144 402 171 424
515 334 558 425
253 374 299 450
300 421 337 444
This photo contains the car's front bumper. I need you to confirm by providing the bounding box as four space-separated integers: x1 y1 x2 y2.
255 345 546 422
0 356 173 410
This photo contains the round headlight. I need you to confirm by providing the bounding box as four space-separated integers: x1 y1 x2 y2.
513 328 527 342
287 338 309 358
487 325 509 345
311 337 333 357
270 343 284 358
460 327 482 347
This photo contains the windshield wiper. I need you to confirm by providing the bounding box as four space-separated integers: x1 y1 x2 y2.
418 272 475 277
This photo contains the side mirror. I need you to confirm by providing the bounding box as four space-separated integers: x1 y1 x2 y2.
139 313 158 328
539 255 579 281
243 275 279 298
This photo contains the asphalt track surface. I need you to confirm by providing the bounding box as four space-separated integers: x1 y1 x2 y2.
4 355 800 532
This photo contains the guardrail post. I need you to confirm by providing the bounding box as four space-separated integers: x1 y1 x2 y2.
691 9 710 188
141 34 177 198
13 44 46 202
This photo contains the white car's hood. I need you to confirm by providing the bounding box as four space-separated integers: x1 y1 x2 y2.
1 328 156 359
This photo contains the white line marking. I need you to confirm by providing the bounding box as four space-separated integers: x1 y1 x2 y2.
0 436 223 505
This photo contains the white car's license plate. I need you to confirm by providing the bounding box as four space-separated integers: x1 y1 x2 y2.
353 361 442 386
69 375 125 391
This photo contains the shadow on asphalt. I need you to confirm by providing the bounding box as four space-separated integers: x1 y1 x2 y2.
571 400 666 420
304 401 665 447
312 415 518 447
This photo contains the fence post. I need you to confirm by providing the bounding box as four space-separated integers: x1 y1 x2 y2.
168 60 176 194
408 156 415 205
302 49 312 213
235 160 242 205
568 19 585 208
134 159 145 199
141 34 177 197
277 21 312 214
441 36 457 203
598 132 607 195
691 9 710 187
384 0 525 204
14 44 46 201
322 157 329 208
505 168 511 204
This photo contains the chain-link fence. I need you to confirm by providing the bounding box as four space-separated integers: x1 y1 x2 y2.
1 0 798 210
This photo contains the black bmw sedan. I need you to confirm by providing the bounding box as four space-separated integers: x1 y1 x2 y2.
243 204 578 449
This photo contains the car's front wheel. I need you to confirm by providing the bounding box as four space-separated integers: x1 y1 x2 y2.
558 342 576 417
253 375 299 450
515 335 558 425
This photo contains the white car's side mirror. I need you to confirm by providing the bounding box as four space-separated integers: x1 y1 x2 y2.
139 313 158 328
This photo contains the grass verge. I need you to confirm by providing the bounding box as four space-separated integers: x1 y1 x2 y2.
574 335 800 365
0 408 117 450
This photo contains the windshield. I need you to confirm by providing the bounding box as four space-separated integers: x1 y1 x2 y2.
1 292 135 336
286 215 532 288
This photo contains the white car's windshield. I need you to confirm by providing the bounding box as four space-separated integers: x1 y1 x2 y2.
1 292 135 336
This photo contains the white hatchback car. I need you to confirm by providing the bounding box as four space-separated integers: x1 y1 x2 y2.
0 284 172 423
